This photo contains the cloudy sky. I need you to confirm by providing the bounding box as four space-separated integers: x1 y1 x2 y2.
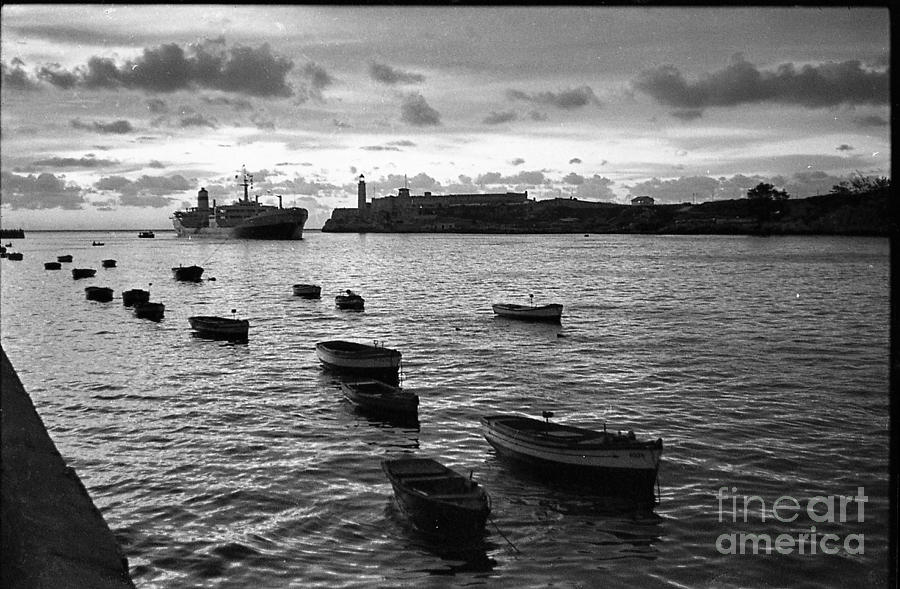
0 5 890 230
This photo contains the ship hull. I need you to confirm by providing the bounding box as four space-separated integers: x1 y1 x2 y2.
172 210 307 240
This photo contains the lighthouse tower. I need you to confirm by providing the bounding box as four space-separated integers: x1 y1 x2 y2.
357 174 367 217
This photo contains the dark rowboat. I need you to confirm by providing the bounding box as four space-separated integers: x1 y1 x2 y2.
138 230 155 238
481 413 663 503
122 289 150 307
85 286 114 302
188 315 249 341
102 259 117 268
335 289 364 310
382 458 491 541
134 302 165 321
7 252 23 261
341 379 418 420
44 262 62 270
491 303 563 323
292 283 322 298
172 265 204 282
315 340 401 383
72 268 96 279
57 255 73 263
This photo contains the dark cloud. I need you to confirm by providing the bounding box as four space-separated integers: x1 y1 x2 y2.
634 55 890 111
853 114 889 127
836 144 854 152
670 109 704 121
31 155 118 168
569 158 582 164
4 40 294 97
400 93 441 126
574 175 616 201
528 110 548 121
369 62 425 85
146 98 168 114
1 58 39 90
178 113 217 128
510 158 525 166
297 62 334 101
70 119 135 134
483 110 518 125
0 171 85 209
506 86 600 109
94 173 192 207
250 111 275 131
200 95 253 110
563 172 585 185
388 140 416 147
361 145 401 151
475 170 548 186
149 160 165 168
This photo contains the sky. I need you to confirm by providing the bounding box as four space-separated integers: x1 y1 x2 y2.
0 4 891 230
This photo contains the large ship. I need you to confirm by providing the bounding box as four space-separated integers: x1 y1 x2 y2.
172 167 308 239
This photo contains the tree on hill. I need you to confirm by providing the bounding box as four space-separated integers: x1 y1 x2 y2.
832 172 891 195
746 182 789 224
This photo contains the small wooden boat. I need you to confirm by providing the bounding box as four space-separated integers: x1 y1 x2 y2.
44 261 62 270
92 241 104 246
172 265 204 282
138 230 155 238
102 259 117 268
292 283 322 299
315 340 402 382
335 289 365 310
122 289 150 307
491 295 563 323
481 413 663 502
57 254 73 263
341 379 418 420
72 268 96 279
188 314 249 341
134 302 165 321
7 252 23 261
382 457 491 540
85 286 114 302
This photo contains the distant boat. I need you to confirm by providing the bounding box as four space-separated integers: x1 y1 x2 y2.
7 252 23 261
188 314 249 341
102 259 117 268
481 413 663 502
138 230 155 238
315 340 402 383
134 302 165 322
85 286 114 302
341 379 418 421
44 261 62 270
92 241 104 246
122 289 150 307
172 265 204 282
492 295 562 323
57 255 73 263
292 283 322 299
72 268 96 279
382 457 491 541
335 289 365 310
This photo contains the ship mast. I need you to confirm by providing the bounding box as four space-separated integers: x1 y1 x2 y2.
236 166 253 203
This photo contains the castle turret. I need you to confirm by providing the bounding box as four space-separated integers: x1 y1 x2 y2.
198 188 210 212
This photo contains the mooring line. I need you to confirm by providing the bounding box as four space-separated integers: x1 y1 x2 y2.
488 514 521 554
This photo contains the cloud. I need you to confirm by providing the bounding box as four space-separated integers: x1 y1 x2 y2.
853 114 888 127
475 170 548 186
670 109 704 121
836 144 854 152
200 95 253 110
510 158 525 166
70 119 135 134
483 110 518 125
369 62 425 85
634 55 890 111
1 58 39 90
563 172 585 185
400 93 441 126
31 155 118 168
94 174 192 207
146 98 168 114
573 175 616 201
506 86 600 109
569 158 582 164
361 145 401 151
0 171 85 209
3 39 295 97
297 62 334 102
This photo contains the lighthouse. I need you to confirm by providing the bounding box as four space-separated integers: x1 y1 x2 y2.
357 174 367 217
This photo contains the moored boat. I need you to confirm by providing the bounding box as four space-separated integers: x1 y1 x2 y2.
134 302 165 321
7 252 23 261
315 340 402 382
188 314 249 341
85 286 114 302
57 254 73 263
341 379 418 420
172 265 204 282
122 289 151 307
92 241 104 246
335 289 365 310
72 268 96 279
481 413 663 502
382 457 491 541
292 283 322 299
138 230 155 238
102 259 117 268
491 302 563 323
44 261 62 270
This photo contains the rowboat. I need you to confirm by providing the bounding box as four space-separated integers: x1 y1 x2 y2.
341 379 418 420
315 340 402 382
122 289 150 307
481 413 663 502
102 259 117 268
85 286 114 302
491 303 563 323
72 268 96 279
134 302 165 322
44 262 62 270
292 283 322 298
7 252 23 261
382 457 491 540
335 289 365 310
188 315 249 341
57 255 73 263
138 230 155 238
172 265 204 282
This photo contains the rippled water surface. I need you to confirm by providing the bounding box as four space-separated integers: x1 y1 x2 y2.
0 231 890 588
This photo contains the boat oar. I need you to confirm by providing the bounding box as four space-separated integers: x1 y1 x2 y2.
488 514 522 554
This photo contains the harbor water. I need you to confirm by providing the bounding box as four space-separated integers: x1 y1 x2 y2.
0 231 890 588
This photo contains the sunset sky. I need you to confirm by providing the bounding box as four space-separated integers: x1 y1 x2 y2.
0 5 891 230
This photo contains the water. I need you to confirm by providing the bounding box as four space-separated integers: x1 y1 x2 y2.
0 231 890 588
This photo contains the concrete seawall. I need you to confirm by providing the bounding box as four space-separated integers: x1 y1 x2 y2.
1 346 135 588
